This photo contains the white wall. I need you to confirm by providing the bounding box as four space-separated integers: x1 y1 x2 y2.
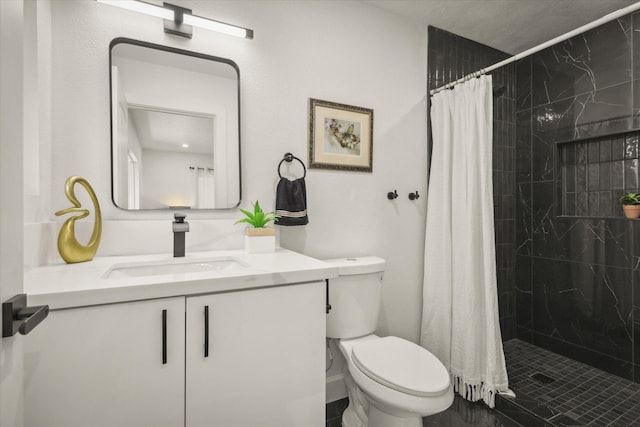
141 149 212 208
2 1 26 424
28 0 428 398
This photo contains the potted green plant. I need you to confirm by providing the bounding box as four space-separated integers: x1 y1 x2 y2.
619 192 640 218
235 201 278 252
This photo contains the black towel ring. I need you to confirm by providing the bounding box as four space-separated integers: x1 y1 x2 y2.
278 152 307 179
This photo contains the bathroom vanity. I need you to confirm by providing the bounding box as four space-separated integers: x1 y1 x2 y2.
23 249 337 427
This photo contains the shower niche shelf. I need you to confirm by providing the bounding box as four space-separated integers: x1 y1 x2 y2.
559 130 640 218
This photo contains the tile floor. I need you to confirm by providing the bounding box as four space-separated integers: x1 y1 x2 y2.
326 339 640 426
326 398 348 427
423 395 522 426
498 339 640 426
326 394 522 427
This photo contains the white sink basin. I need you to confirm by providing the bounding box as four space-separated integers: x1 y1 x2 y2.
105 257 248 279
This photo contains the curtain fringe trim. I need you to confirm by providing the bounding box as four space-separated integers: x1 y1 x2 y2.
452 375 502 408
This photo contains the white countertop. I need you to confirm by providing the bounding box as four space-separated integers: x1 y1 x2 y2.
25 249 338 310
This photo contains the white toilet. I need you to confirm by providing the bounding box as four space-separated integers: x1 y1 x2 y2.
325 257 453 427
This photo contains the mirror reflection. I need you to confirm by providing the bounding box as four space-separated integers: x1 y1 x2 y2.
110 38 241 210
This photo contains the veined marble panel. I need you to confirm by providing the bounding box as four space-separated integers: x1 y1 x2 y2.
532 82 633 143
531 16 632 108
532 258 633 362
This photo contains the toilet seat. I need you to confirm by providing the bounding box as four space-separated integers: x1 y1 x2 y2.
351 336 450 397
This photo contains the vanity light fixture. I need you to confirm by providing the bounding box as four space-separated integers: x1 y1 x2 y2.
95 0 254 40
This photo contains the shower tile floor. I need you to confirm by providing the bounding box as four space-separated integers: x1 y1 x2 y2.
497 339 640 426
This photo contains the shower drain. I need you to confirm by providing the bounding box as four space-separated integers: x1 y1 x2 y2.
530 372 556 384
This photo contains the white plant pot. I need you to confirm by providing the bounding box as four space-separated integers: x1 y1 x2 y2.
243 227 276 253
244 235 276 253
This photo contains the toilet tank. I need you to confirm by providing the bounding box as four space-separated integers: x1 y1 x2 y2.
324 257 386 339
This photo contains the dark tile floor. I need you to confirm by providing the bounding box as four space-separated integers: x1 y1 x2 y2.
326 339 640 426
499 339 640 426
326 395 522 427
423 395 522 426
326 398 348 427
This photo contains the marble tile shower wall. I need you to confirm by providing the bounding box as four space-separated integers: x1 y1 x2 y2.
427 27 517 340
516 12 640 382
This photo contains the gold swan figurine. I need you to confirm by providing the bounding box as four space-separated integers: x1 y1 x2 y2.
55 176 102 264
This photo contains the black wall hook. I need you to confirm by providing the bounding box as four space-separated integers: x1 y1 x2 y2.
387 190 398 200
409 191 420 200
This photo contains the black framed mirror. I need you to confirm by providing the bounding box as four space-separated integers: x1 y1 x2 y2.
109 38 241 210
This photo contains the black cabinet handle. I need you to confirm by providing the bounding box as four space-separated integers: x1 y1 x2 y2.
2 294 49 338
162 309 167 364
204 306 209 358
325 279 332 314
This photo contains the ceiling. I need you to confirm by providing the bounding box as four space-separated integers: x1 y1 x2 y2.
365 0 638 54
129 107 213 155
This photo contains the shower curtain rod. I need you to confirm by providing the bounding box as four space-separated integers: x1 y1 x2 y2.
430 1 640 96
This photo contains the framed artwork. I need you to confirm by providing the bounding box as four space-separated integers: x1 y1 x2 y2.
308 98 373 172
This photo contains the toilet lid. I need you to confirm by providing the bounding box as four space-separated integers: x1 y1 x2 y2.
351 336 450 397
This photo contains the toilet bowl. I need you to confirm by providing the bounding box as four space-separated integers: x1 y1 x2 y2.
337 335 453 427
325 257 453 427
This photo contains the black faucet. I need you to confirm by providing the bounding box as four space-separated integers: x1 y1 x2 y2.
172 213 189 257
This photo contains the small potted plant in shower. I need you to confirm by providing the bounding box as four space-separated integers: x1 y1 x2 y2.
235 200 279 253
619 192 640 219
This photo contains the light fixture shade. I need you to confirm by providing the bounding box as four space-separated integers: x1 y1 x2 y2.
96 0 174 20
183 14 253 39
95 0 254 40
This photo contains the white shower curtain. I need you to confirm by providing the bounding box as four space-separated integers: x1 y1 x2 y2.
420 75 509 408
191 168 215 209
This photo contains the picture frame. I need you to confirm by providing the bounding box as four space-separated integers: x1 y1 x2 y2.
308 98 373 172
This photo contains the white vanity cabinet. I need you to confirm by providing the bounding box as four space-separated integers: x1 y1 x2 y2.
185 281 326 427
24 297 186 427
24 281 326 427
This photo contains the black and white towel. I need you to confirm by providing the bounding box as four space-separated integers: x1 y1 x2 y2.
275 177 308 226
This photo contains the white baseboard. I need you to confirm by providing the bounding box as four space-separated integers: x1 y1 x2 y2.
326 373 347 403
